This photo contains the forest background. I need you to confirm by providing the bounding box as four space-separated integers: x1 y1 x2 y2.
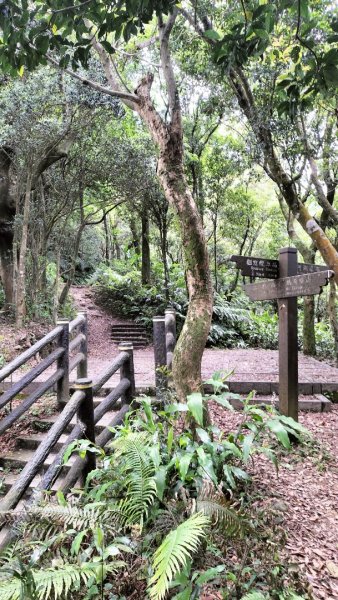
0 0 337 387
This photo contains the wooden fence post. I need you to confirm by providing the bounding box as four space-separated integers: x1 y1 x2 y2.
74 378 96 484
57 319 69 407
118 343 135 405
278 247 298 420
165 308 176 370
153 316 167 397
78 311 88 379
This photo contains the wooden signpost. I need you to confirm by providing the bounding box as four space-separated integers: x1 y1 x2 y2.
231 248 334 420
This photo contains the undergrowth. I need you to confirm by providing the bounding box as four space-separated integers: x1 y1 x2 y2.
0 376 311 600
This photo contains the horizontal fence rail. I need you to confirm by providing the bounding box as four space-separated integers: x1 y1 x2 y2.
0 325 63 384
0 338 136 520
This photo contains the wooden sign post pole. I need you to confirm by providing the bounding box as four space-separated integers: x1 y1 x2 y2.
278 248 298 420
232 249 333 421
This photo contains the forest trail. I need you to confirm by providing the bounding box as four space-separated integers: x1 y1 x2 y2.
70 286 338 402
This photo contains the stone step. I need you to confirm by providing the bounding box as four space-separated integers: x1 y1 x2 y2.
112 340 149 347
0 448 77 471
111 324 147 330
33 408 119 435
17 433 70 452
111 332 149 338
111 332 149 339
0 472 65 497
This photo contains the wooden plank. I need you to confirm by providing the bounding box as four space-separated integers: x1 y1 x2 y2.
0 388 85 511
0 325 63 383
244 270 333 300
0 369 64 436
0 347 64 409
230 255 279 279
231 254 328 279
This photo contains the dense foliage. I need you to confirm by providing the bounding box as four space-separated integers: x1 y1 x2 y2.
0 380 309 599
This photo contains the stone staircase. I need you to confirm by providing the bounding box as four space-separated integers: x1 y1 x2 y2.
111 322 150 347
0 393 121 500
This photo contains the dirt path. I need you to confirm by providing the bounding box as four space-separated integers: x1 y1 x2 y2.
70 286 338 390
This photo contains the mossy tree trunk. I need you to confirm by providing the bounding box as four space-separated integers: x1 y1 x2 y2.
91 10 213 400
303 296 316 355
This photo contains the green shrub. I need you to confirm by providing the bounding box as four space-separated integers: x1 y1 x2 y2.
90 264 187 330
0 376 309 599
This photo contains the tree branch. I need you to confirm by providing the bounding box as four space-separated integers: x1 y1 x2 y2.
158 8 181 125
46 54 140 105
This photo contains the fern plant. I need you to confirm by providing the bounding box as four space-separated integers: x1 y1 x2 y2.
111 432 157 527
148 512 210 600
0 561 123 600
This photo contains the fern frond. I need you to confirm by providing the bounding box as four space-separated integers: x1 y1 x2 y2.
195 499 245 536
22 503 117 536
148 512 210 600
0 561 123 600
195 480 246 537
112 432 157 526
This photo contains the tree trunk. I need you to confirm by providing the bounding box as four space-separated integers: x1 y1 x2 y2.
129 218 140 260
158 147 213 400
0 148 15 309
141 212 151 285
91 16 213 401
161 218 170 302
328 280 338 366
303 296 316 356
15 174 32 326
58 222 85 308
103 213 111 266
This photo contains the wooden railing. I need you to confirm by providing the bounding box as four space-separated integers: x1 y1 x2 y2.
152 308 177 396
0 312 135 514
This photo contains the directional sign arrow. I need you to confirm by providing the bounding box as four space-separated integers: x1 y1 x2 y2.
243 270 334 301
231 255 329 279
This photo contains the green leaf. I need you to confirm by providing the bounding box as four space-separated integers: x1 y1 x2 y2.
211 393 236 411
323 64 338 86
195 428 211 444
187 392 204 426
223 441 242 459
172 585 192 599
154 466 167 501
204 30 221 41
178 452 194 481
71 530 88 556
242 433 254 463
167 426 174 454
223 465 236 488
195 565 225 585
231 466 250 481
265 419 291 449
197 447 217 485
277 415 308 435
240 592 267 599
94 526 104 552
